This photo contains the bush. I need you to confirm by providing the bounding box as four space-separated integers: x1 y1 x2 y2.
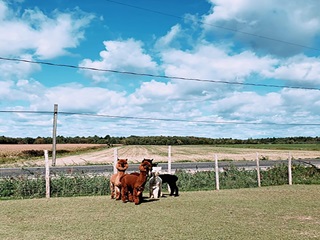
1 164 320 199
0 174 110 199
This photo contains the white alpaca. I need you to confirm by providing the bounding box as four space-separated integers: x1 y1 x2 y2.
149 171 162 199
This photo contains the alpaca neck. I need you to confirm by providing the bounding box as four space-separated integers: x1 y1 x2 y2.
137 171 148 185
117 170 126 176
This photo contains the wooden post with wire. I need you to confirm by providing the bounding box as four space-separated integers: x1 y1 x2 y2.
288 152 292 185
113 148 118 174
168 145 172 174
44 150 50 198
256 152 261 187
215 154 220 190
52 104 58 166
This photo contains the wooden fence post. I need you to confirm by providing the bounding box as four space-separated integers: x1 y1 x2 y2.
215 154 220 190
168 145 172 174
44 150 50 199
256 152 261 187
288 152 292 185
113 148 118 174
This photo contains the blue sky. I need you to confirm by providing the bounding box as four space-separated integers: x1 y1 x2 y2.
1 0 320 139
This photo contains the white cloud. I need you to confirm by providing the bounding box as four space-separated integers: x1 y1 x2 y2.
0 54 41 80
133 80 177 99
0 2 94 59
203 0 320 56
263 55 320 86
28 84 125 113
0 80 13 99
210 91 283 120
160 43 276 97
155 24 182 48
79 38 158 82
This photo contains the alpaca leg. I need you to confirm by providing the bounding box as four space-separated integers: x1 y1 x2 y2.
149 181 154 198
110 183 115 199
154 187 159 199
133 189 140 205
174 185 179 196
168 184 173 196
121 185 127 203
149 188 153 198
128 189 133 202
115 186 121 200
159 183 162 198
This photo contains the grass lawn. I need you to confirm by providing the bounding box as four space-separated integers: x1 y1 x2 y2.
1 185 320 240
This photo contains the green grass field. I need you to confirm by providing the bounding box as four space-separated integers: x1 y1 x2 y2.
1 185 320 240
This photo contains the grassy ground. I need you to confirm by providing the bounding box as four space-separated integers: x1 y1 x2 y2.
1 185 320 240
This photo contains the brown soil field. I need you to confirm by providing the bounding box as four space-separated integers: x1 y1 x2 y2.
0 144 105 153
1 144 319 167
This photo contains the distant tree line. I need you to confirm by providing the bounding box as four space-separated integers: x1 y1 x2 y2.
1 135 320 145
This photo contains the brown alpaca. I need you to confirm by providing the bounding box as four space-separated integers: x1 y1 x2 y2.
110 159 129 200
121 161 153 205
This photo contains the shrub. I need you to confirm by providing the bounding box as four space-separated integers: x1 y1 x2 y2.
1 164 320 199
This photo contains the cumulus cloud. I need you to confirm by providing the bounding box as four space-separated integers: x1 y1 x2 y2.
159 43 277 98
28 83 126 113
0 2 94 59
203 0 320 56
155 24 182 49
262 55 320 86
79 38 158 82
0 54 41 80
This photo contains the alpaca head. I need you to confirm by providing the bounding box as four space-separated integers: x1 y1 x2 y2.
139 160 153 175
116 158 129 171
142 158 158 167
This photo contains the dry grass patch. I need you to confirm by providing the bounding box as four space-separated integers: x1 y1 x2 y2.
0 144 108 166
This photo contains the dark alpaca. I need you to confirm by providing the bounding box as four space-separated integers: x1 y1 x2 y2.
142 159 179 196
121 161 153 205
110 159 129 200
159 174 179 196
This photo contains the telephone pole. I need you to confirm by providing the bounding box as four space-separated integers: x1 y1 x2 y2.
52 104 58 166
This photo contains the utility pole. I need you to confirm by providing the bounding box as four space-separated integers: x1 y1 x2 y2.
52 104 58 166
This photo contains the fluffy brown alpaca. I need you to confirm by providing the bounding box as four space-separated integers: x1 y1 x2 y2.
110 158 129 200
121 160 153 205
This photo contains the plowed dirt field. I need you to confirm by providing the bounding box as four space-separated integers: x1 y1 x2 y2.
1 144 319 166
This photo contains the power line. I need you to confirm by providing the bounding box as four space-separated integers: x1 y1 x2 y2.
105 0 320 52
1 110 320 126
0 56 319 91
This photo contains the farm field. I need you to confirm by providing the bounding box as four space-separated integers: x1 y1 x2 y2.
1 144 320 167
1 185 320 240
